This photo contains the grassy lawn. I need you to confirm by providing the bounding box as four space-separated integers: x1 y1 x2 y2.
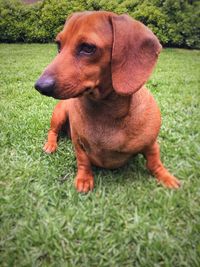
0 44 199 267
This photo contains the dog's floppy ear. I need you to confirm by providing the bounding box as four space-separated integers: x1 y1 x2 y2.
110 15 162 95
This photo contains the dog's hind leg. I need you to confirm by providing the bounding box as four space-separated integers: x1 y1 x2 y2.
143 142 181 189
43 100 70 153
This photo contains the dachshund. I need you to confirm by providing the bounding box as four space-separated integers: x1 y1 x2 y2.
35 11 181 192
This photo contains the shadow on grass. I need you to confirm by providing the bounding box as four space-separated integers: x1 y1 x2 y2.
93 155 151 187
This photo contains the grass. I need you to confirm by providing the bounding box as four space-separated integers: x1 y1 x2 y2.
0 43 199 267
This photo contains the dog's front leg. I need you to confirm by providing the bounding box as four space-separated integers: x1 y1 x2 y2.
73 140 94 193
44 101 69 153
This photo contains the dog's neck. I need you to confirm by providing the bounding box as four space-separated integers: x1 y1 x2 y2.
80 89 131 119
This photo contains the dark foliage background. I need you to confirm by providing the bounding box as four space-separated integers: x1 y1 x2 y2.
0 0 199 48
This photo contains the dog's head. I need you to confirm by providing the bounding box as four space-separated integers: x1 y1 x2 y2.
35 11 162 99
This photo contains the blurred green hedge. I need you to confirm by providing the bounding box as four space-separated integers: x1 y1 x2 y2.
0 0 199 48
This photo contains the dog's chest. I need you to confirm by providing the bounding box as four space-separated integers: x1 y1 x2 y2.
76 116 126 152
73 115 131 168
69 99 128 152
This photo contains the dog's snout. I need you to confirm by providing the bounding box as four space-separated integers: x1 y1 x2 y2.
35 75 55 96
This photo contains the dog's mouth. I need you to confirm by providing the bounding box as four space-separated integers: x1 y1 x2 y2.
40 86 94 100
40 90 54 97
35 75 91 99
35 74 97 100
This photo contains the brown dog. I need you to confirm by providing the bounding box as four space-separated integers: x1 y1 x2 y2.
35 11 180 192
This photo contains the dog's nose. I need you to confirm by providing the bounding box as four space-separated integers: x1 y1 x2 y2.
34 75 55 96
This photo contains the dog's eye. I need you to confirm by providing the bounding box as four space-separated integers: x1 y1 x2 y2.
79 43 96 55
56 41 61 53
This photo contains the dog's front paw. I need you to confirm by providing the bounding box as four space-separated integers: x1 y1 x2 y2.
43 141 57 154
157 174 181 189
74 175 94 193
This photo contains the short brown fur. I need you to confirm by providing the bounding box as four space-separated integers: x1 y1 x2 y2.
36 11 180 192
